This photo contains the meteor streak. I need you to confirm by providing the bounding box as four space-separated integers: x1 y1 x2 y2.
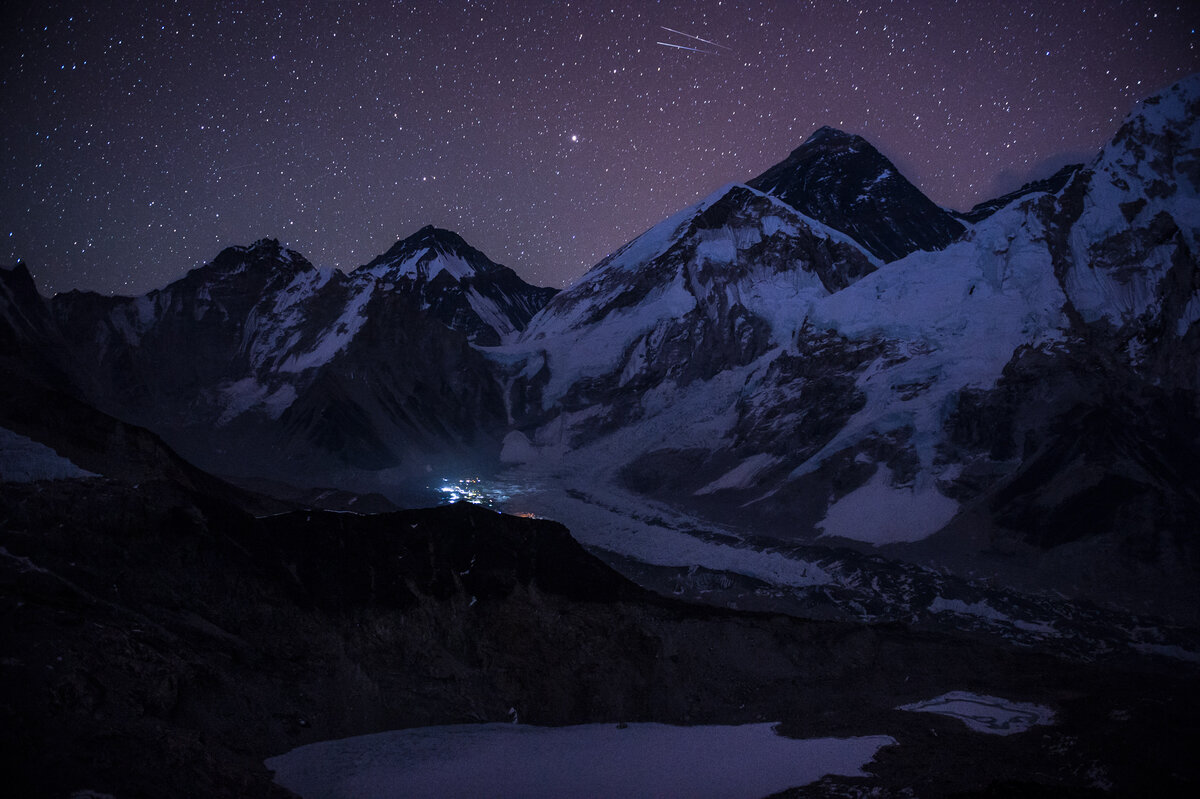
655 40 715 54
660 26 731 50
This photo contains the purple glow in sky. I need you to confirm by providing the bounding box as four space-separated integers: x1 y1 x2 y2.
3 1 1198 295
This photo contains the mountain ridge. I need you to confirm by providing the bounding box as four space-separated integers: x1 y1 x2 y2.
3 74 1199 623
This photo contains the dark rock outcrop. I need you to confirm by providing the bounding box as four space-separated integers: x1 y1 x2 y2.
748 126 966 261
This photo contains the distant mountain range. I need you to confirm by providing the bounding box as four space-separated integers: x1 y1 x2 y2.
4 73 1199 623
3 227 555 494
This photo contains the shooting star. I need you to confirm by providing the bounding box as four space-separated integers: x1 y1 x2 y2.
656 40 716 54
660 26 731 51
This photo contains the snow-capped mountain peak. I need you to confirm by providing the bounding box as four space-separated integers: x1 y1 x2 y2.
356 225 499 283
353 226 558 346
509 182 879 437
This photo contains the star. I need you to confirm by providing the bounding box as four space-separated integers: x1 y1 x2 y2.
1 1 1197 295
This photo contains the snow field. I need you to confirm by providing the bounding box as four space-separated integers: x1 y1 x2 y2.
897 692 1055 735
0 427 96 482
266 722 897 799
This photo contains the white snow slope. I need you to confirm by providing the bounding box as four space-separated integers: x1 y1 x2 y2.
266 722 895 799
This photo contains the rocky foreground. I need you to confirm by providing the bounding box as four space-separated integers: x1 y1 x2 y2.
2 475 1198 798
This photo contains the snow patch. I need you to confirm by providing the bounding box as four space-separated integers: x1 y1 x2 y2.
0 427 96 482
466 287 519 341
794 202 1067 479
499 475 835 590
898 692 1055 735
928 596 1011 622
817 465 958 544
695 453 780 495
499 430 538 464
365 251 478 282
216 378 298 425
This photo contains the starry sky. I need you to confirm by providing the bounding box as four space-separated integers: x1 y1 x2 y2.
3 1 1198 296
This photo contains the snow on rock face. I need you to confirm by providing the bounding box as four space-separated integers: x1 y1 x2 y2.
501 181 1075 546
799 201 1070 475
514 183 877 410
275 280 375 373
356 225 558 345
241 265 344 371
817 463 959 544
358 225 491 283
1059 73 1200 328
23 230 538 482
504 182 1079 546
215 378 298 426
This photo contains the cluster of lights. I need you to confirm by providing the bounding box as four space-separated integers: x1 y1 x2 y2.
436 477 510 508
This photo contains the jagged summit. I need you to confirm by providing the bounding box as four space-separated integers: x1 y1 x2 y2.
176 237 314 291
1 260 38 300
355 225 558 346
220 237 310 266
956 162 1083 224
406 224 478 252
805 125 869 145
747 126 966 261
358 225 503 282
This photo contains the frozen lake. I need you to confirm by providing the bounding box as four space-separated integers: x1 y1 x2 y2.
266 721 896 799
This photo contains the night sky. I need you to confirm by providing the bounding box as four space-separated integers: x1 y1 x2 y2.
3 1 1198 296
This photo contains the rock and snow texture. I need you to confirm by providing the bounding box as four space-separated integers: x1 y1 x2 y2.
1057 74 1200 331
502 181 1067 544
898 692 1055 736
13 230 556 485
355 225 558 346
514 182 877 408
499 73 1200 574
2 76 1198 617
265 722 896 799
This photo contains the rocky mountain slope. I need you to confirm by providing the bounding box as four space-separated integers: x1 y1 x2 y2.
499 74 1200 621
3 230 556 494
4 72 1200 799
3 75 1198 625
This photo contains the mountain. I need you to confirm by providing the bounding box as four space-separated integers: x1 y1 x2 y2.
3 76 1199 623
501 74 1200 621
955 162 1083 223
4 75 1200 799
747 126 967 261
0 261 57 354
356 225 559 346
6 231 556 494
507 182 877 449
